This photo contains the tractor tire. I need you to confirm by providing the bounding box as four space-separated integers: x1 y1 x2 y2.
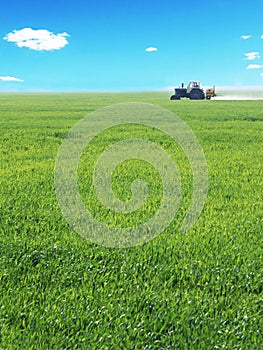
189 89 205 100
170 95 180 100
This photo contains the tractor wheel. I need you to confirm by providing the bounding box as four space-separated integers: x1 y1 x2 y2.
189 89 205 100
170 95 180 100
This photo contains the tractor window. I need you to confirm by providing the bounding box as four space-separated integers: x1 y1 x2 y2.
192 82 201 88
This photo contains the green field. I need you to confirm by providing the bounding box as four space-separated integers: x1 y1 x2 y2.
0 93 262 349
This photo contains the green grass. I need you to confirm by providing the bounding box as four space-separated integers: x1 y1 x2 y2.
0 93 262 349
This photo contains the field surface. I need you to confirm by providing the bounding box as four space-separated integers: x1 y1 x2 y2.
0 93 262 349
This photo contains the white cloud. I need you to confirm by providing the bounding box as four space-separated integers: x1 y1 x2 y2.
260 72 263 76
244 52 261 60
3 28 70 51
246 64 263 69
145 47 158 52
261 35 263 39
0 76 24 82
241 35 252 40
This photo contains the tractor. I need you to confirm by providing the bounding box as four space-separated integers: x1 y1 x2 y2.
170 81 215 100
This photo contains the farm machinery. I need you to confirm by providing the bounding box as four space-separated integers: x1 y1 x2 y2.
170 81 216 100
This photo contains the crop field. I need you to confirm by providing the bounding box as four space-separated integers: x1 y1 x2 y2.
0 93 262 349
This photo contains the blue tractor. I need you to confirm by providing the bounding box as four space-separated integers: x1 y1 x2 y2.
170 81 206 100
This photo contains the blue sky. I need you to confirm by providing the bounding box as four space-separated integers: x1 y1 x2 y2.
1 0 263 91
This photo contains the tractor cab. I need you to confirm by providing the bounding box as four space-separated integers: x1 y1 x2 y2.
187 81 201 93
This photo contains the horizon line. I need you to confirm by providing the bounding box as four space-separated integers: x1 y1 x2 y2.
1 85 263 93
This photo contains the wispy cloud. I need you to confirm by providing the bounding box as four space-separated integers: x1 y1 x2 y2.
145 47 158 52
246 64 263 69
244 52 261 60
3 28 70 51
241 35 252 40
0 76 24 82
